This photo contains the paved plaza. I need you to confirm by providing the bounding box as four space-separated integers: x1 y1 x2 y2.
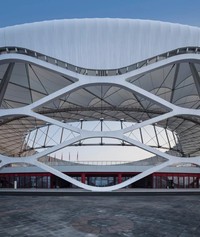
0 194 200 236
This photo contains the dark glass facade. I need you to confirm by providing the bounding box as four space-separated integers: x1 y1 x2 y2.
153 173 200 188
0 172 199 189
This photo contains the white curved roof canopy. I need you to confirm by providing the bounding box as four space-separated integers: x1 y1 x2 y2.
0 18 200 163
1 18 200 69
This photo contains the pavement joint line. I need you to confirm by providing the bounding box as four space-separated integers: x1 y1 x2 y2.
0 188 200 196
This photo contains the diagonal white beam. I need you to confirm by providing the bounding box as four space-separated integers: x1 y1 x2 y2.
29 111 82 134
0 135 82 164
31 135 82 160
122 111 176 134
0 107 82 134
26 80 83 110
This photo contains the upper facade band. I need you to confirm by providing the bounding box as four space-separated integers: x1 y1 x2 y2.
1 18 200 69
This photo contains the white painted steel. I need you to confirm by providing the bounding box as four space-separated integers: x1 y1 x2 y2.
1 19 200 191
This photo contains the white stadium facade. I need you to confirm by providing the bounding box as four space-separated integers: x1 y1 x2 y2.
0 18 200 191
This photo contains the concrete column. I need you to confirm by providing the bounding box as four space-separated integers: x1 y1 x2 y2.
81 173 86 184
118 173 122 184
14 180 17 189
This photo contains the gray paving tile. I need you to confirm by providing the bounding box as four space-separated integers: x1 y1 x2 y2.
0 195 200 236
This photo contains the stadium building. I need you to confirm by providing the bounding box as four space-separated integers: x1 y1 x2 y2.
0 18 200 191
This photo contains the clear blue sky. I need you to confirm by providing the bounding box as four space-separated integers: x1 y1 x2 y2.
0 0 200 28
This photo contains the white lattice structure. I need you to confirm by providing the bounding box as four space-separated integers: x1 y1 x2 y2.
0 19 200 191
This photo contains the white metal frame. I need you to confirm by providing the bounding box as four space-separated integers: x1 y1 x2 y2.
0 53 200 191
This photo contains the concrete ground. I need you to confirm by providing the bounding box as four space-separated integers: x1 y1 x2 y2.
0 194 200 237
